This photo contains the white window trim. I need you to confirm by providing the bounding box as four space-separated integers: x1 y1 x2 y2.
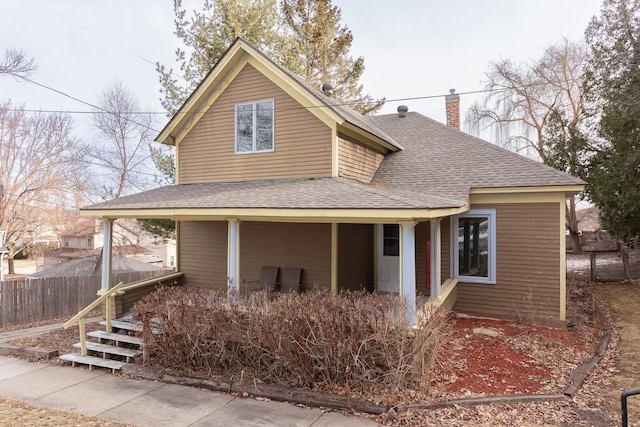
451 209 497 284
234 99 275 154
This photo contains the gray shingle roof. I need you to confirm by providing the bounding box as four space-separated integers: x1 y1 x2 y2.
368 112 585 202
92 38 585 217
82 177 464 212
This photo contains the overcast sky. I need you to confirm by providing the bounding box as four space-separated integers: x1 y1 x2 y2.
1 0 603 141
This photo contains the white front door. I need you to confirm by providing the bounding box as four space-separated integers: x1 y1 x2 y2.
377 224 400 293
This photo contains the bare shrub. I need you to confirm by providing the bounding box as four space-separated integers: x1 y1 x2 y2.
132 287 450 398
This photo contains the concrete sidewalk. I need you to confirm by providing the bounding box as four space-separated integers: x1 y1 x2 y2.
0 356 381 426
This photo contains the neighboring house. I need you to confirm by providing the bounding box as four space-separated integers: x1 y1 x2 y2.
29 254 165 278
59 217 176 268
82 39 584 327
60 217 136 250
28 226 59 249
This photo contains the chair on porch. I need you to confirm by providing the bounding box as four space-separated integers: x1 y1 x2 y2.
279 267 302 293
249 265 279 293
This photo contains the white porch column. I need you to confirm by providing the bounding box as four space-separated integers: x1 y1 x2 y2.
400 222 417 326
0 227 7 282
430 219 442 298
101 219 114 290
331 223 338 294
227 219 240 296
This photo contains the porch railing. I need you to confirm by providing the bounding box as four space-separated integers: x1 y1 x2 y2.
63 271 184 356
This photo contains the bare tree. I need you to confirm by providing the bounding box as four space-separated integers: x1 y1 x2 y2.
467 39 596 252
90 81 155 200
0 102 86 273
0 48 36 78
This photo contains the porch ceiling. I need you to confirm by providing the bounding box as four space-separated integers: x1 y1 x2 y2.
80 177 468 223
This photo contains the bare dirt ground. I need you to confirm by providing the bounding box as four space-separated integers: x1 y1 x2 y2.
1 251 639 426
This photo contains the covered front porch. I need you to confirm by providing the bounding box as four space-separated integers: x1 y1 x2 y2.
82 178 469 325
98 215 461 325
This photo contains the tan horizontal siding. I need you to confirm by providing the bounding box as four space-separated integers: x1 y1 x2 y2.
454 202 562 326
178 221 228 290
415 222 430 296
337 135 384 182
415 218 452 297
239 222 331 291
440 217 451 281
178 63 332 183
338 223 374 291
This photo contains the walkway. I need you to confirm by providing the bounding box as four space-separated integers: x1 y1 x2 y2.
0 355 380 426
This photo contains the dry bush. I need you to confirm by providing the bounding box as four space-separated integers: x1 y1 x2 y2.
132 287 450 397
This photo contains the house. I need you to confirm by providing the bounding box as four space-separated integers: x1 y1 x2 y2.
58 217 176 268
81 39 584 327
29 253 166 278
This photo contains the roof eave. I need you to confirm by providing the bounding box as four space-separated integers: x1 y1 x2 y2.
156 38 347 146
338 122 402 152
79 205 469 223
469 184 585 195
156 38 400 150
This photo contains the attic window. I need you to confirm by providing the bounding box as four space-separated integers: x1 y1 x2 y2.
235 99 274 154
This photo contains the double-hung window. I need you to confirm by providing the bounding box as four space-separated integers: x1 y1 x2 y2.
235 99 274 154
453 209 496 284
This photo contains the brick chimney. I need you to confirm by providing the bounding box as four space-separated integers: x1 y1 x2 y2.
445 88 460 129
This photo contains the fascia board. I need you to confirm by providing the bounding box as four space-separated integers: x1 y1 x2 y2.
79 206 470 223
338 123 400 153
469 185 585 195
157 49 247 145
245 56 342 128
156 40 344 145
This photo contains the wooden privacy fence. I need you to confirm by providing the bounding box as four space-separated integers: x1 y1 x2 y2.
0 271 171 328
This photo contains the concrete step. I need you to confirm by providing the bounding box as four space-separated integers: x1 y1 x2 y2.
60 353 123 374
87 330 143 347
100 319 143 332
73 342 142 363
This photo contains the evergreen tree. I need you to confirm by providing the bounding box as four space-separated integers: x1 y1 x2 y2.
137 146 176 240
585 0 640 240
157 0 381 116
281 0 383 114
157 0 284 116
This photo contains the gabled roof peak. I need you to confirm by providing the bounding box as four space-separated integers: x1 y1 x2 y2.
156 37 401 151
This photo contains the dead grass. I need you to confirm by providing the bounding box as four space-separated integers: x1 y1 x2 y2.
4 321 103 360
590 279 640 423
0 397 139 427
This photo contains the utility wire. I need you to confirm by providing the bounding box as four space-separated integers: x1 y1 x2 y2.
9 73 163 133
5 88 497 117
0 140 162 179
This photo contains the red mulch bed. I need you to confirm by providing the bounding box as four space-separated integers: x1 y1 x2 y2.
430 317 592 396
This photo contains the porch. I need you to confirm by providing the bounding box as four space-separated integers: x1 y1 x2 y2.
96 217 460 325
